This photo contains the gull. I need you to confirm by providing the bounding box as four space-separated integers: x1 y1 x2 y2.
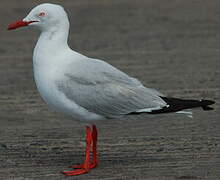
8 3 215 176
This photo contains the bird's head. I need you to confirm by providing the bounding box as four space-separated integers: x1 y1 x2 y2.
8 3 69 31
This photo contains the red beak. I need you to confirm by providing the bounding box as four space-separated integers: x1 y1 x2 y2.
7 20 38 30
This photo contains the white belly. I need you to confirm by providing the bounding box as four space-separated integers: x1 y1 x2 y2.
33 64 104 121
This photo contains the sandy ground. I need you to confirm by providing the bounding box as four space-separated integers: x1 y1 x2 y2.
0 0 220 179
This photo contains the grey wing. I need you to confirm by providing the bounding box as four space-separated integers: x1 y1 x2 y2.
57 58 167 118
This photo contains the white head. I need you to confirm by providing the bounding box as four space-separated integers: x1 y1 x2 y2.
8 3 69 32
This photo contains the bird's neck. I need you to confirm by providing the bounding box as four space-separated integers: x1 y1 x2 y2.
34 23 70 58
40 29 69 48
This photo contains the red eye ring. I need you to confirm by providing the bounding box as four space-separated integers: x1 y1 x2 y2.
39 12 46 17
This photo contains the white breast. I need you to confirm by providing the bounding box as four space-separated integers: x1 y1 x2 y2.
33 55 104 121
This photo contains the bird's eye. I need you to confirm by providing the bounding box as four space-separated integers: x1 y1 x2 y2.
38 12 46 17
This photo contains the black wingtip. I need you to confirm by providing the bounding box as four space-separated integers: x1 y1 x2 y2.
128 97 215 115
200 99 215 111
200 99 215 105
202 106 214 111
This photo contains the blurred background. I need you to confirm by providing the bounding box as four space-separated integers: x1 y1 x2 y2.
0 0 219 179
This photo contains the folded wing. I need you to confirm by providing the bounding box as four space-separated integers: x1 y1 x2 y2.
56 58 167 118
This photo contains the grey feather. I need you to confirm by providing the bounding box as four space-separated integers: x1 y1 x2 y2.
56 58 167 118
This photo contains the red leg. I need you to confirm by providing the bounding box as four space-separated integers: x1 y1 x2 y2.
91 125 98 168
71 125 98 169
62 125 98 176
